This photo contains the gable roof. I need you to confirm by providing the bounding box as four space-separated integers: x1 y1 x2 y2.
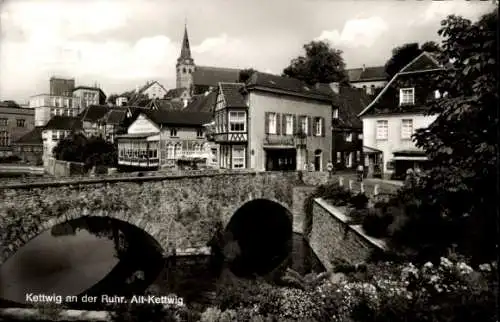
192 66 241 87
358 52 444 118
140 110 213 127
99 109 128 125
245 72 333 102
44 116 83 131
347 66 388 83
78 105 110 122
184 91 218 112
333 86 372 129
165 87 189 99
14 127 43 145
219 83 247 108
154 99 184 111
127 81 168 104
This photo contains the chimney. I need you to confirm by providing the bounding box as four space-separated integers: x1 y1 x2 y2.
362 64 366 71
329 82 340 94
135 85 139 93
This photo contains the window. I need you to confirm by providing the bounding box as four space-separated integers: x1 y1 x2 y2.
211 148 217 163
300 116 308 134
170 128 178 137
376 120 388 140
232 146 245 169
0 131 9 146
333 108 339 119
336 152 341 163
314 118 322 136
345 152 353 168
285 115 293 135
197 129 204 138
229 111 246 132
345 132 352 142
356 151 361 162
0 118 7 126
399 88 415 105
52 131 58 141
267 113 277 134
358 133 363 140
167 144 174 159
174 144 182 157
401 119 413 140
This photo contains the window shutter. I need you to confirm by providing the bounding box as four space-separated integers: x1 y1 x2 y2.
282 114 287 135
307 116 313 136
276 113 281 135
293 115 297 135
321 117 326 137
265 112 269 134
312 117 317 136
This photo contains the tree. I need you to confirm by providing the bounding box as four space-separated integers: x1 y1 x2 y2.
384 41 442 78
238 68 257 83
107 94 119 105
399 9 498 263
384 43 422 78
282 41 348 85
53 134 118 169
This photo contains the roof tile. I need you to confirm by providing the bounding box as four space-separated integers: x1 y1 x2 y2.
44 116 83 131
193 66 240 87
219 83 247 107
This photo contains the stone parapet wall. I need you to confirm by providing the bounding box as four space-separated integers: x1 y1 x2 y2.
0 171 301 265
308 198 387 270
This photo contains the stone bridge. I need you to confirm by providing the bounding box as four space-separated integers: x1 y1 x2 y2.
0 171 330 266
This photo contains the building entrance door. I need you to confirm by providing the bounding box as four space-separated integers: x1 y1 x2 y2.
265 149 297 171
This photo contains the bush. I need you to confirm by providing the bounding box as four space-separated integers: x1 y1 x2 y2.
362 208 393 238
350 193 369 210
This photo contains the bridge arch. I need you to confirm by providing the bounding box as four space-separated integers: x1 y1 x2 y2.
1 209 167 266
223 198 293 276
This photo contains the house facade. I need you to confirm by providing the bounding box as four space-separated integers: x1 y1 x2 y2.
41 116 82 167
347 65 388 96
213 73 333 172
329 86 371 172
49 77 75 97
116 110 216 170
72 86 106 113
30 94 76 126
0 103 35 158
358 52 443 179
12 127 44 165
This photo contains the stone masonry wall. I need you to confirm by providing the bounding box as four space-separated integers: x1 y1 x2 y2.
0 171 301 265
309 198 387 270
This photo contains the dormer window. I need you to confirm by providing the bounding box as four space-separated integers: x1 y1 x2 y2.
399 88 415 105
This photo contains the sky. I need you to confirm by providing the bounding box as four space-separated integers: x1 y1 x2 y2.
0 0 495 103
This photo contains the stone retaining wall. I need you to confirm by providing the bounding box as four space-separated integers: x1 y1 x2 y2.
309 198 387 270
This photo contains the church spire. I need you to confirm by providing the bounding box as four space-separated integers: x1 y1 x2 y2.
179 21 192 60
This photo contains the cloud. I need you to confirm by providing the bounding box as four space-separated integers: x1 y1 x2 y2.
410 1 496 26
316 17 388 48
192 33 249 59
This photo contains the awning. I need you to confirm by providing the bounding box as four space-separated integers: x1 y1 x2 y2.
392 156 429 161
363 146 382 154
393 149 426 157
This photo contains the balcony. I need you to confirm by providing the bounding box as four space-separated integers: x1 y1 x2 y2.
118 157 159 168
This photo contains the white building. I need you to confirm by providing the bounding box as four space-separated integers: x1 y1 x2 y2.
72 86 104 113
41 116 82 167
115 110 217 169
30 94 75 127
358 52 444 179
347 65 388 96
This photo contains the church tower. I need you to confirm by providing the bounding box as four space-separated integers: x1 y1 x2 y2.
176 24 195 90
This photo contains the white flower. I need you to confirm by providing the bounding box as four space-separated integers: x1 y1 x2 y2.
440 257 453 268
424 262 434 269
479 263 492 272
